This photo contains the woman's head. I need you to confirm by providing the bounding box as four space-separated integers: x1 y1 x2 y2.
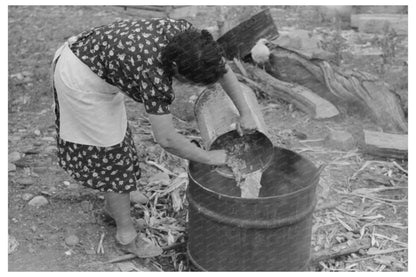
161 29 227 85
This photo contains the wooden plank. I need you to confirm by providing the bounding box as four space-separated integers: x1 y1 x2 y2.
352 6 407 14
217 9 279 60
351 13 408 35
364 130 408 159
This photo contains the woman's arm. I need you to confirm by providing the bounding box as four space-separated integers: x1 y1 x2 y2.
218 64 251 115
148 113 227 165
218 63 257 132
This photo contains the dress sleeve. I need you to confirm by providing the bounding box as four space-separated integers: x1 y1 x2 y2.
139 62 174 115
135 18 193 115
175 19 193 32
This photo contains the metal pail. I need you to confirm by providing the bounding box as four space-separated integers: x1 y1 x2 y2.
194 83 273 177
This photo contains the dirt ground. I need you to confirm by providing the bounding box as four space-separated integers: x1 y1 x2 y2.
8 6 408 271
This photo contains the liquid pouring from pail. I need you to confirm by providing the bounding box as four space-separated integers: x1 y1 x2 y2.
226 151 263 198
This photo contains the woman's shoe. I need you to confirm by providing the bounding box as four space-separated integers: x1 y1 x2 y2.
116 234 163 258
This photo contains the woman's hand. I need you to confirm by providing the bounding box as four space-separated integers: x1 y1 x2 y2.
218 64 258 136
207 150 227 165
148 113 227 165
236 113 257 136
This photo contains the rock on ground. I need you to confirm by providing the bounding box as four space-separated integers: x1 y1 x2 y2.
68 183 80 190
9 151 22 163
22 193 34 201
34 129 41 136
65 235 80 246
325 129 356 151
28 196 49 207
15 177 36 186
9 163 17 172
130 190 149 204
8 235 19 254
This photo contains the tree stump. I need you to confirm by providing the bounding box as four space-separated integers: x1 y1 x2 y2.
269 46 407 134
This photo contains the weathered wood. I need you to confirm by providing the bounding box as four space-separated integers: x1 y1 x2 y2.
310 238 372 266
117 5 171 12
320 62 407 133
269 46 408 133
234 73 268 100
352 6 407 14
217 9 279 60
217 9 407 133
351 13 408 35
238 61 339 119
364 130 408 159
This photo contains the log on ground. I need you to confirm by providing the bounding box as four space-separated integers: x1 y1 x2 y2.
363 130 408 159
238 61 339 119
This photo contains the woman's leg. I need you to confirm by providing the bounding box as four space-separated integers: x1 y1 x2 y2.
104 192 137 244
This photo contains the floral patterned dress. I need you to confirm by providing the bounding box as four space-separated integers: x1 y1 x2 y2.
52 18 192 193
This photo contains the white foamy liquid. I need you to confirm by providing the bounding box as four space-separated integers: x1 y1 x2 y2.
239 170 263 198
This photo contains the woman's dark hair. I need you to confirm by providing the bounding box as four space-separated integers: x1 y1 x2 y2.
161 29 227 85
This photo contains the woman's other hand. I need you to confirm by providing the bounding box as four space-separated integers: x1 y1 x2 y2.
236 113 257 136
207 149 227 165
